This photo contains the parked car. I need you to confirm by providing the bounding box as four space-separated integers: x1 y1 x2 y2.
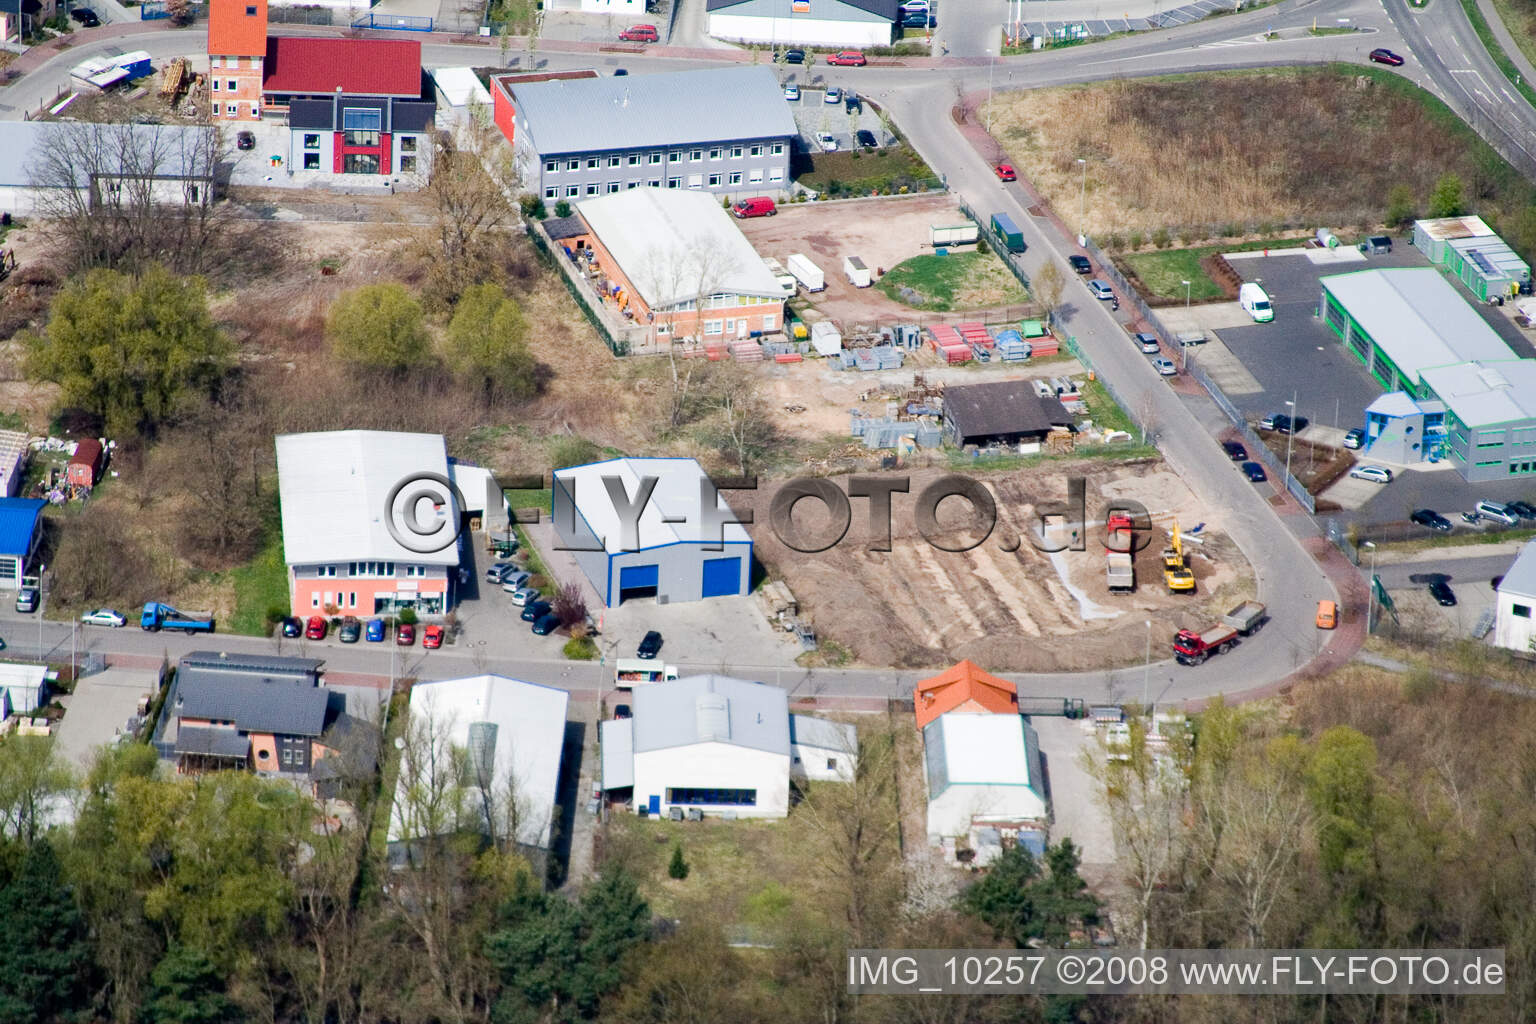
1242 461 1268 482
69 7 100 26
731 196 776 218
520 600 553 623
1410 508 1453 532
1151 357 1177 376
508 585 539 606
783 82 800 101
486 562 516 583
1087 279 1114 300
531 613 562 636
1348 464 1393 484
281 616 303 638
1135 332 1160 353
901 10 934 28
1262 413 1309 434
339 617 362 643
816 132 839 152
1428 579 1457 606
1475 499 1520 526
618 23 658 41
827 50 867 66
994 163 1017 182
1343 428 1365 449
1505 499 1536 521
1222 441 1247 461
1369 47 1405 66
305 615 327 640
824 86 841 104
366 618 386 642
1068 254 1092 274
1316 600 1338 630
613 68 628 76
501 572 532 593
80 608 126 628
14 587 37 613
782 48 806 64
637 630 663 658
423 624 444 649
613 704 632 720
1259 414 1277 430
855 129 878 149
396 622 416 646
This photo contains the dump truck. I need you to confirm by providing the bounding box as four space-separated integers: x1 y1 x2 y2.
990 212 1026 254
1162 517 1196 593
1173 601 1265 665
786 253 825 292
140 602 216 634
1107 552 1134 593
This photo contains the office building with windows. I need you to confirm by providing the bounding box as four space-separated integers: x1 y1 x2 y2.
491 66 796 205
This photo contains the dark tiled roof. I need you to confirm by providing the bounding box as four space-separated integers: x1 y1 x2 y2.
174 726 250 759
945 380 1074 440
544 215 587 241
175 652 328 738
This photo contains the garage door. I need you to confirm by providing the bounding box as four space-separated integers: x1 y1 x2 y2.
617 563 659 603
701 556 741 598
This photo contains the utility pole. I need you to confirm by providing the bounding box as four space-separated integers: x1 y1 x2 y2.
1363 541 1377 633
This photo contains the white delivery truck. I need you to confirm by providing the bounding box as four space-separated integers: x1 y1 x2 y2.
1239 282 1274 323
843 256 871 287
786 253 825 292
614 659 679 689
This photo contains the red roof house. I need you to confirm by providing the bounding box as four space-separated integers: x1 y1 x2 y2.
262 38 425 98
913 659 1018 730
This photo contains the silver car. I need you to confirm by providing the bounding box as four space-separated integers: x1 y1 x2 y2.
1348 465 1392 484
501 572 533 594
1151 357 1177 376
1088 279 1114 300
80 608 126 627
507 585 540 606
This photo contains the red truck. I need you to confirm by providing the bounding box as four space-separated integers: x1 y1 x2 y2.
1172 601 1265 666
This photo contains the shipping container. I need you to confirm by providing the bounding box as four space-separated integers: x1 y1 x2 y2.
786 253 825 292
931 223 979 247
843 255 871 288
990 212 1026 254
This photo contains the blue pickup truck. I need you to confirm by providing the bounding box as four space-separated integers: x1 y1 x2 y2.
140 602 216 634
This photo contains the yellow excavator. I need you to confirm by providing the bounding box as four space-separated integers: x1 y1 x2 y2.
1162 517 1196 593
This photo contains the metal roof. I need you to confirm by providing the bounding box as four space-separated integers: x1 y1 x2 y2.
174 652 329 738
923 712 1037 798
600 718 635 790
575 187 785 308
1419 359 1536 428
632 675 788 756
1365 391 1425 418
173 726 251 759
1498 540 1536 600
706 0 898 15
1320 269 1516 385
0 498 43 557
509 66 796 156
276 430 458 567
554 457 752 554
788 713 856 754
388 675 569 848
1414 216 1495 241
1447 235 1530 281
1 121 217 190
430 66 491 108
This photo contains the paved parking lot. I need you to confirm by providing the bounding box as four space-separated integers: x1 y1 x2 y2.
786 89 895 154
1032 716 1114 871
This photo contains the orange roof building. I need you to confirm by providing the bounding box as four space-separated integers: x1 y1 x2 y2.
208 0 268 58
913 660 1018 730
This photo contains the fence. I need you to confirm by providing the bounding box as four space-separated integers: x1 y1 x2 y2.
352 11 434 30
271 6 342 26
525 221 638 356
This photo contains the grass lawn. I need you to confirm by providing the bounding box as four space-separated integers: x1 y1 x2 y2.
219 532 289 636
1119 235 1345 301
1462 0 1536 109
1078 378 1137 436
1489 0 1536 80
503 487 552 516
793 143 940 197
876 250 1029 311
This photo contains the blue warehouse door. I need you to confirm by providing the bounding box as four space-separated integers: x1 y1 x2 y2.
617 563 659 604
701 556 741 598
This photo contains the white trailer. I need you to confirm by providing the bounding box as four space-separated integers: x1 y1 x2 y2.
809 319 842 356
843 255 871 288
786 252 825 292
930 223 979 247
762 257 798 297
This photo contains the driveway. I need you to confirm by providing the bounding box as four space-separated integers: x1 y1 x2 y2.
52 666 160 772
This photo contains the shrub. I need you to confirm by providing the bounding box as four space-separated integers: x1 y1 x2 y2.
398 607 418 625
554 199 573 218
1385 184 1416 227
563 635 596 660
1151 226 1171 249
1127 230 1144 250
265 605 288 630
668 843 690 880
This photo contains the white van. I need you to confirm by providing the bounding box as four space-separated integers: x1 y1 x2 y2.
1239 282 1274 323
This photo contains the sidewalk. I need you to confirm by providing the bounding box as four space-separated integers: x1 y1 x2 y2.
2 19 174 79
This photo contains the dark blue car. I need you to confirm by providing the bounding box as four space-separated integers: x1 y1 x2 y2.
365 617 386 642
1241 461 1267 482
521 600 552 623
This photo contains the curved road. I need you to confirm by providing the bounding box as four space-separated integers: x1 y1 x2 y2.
3 0 1524 704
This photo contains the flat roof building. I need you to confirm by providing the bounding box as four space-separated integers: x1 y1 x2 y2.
707 0 899 47
923 712 1047 842
1413 216 1530 300
491 66 796 206
1418 360 1536 481
941 379 1075 448
1494 540 1536 654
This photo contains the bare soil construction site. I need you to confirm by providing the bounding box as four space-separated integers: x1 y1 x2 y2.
746 459 1254 671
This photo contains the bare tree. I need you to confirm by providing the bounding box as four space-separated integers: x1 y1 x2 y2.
424 123 517 268
27 121 228 274
1032 260 1065 318
704 362 779 474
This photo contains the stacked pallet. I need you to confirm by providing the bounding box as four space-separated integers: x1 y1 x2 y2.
958 322 992 349
730 340 764 362
774 352 803 364
1030 331 1060 357
926 325 972 364
994 328 1031 363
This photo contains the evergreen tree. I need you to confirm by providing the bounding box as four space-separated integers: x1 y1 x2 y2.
141 946 238 1024
0 840 95 1024
667 843 689 880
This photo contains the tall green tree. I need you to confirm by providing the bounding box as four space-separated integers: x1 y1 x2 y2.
141 946 238 1024
24 266 232 437
0 840 95 1024
1385 184 1417 228
444 283 538 401
961 840 1097 949
327 283 432 374
0 735 73 848
1427 173 1467 219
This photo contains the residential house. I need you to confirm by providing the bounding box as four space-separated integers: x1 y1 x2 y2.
1495 540 1536 654
913 659 1019 730
388 675 570 862
0 498 44 590
207 0 268 123
275 430 461 617
923 711 1047 842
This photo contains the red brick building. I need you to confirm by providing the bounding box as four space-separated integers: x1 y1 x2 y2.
207 0 267 122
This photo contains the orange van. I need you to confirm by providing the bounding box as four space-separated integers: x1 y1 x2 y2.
1315 600 1337 630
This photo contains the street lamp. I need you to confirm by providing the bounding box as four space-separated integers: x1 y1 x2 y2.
1180 280 1193 368
1284 393 1297 486
1142 619 1152 711
1363 541 1377 633
1181 279 1191 311
1077 158 1087 245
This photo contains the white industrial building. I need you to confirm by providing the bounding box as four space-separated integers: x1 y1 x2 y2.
923 712 1047 842
553 457 752 607
0 121 218 217
707 0 898 47
789 713 857 782
1495 540 1536 655
388 674 570 853
430 66 492 126
602 675 791 818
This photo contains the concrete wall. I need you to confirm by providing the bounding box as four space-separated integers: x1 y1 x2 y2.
633 740 790 819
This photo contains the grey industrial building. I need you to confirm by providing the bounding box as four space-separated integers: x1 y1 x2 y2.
942 380 1075 448
553 458 753 607
493 67 797 206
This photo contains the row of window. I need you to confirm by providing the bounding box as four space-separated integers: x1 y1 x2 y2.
545 143 783 174
665 787 757 807
313 562 437 578
655 314 777 336
314 591 361 609
542 168 782 200
302 134 419 153
216 102 256 118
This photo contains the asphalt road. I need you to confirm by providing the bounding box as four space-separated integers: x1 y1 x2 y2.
3 0 1530 704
